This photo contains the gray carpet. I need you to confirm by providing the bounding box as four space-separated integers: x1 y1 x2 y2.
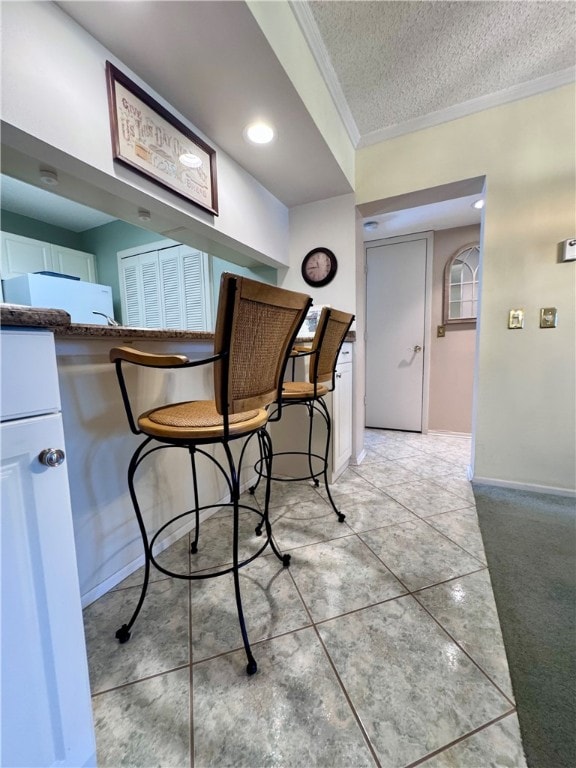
473 484 576 768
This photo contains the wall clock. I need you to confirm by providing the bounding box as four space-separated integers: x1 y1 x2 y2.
301 247 338 287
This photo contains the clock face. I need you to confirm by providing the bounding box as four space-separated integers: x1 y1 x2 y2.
301 248 337 287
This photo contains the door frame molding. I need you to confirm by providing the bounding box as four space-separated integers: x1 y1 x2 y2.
365 230 434 433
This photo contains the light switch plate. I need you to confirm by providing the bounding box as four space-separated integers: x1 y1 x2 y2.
508 309 524 329
540 307 558 328
562 239 576 262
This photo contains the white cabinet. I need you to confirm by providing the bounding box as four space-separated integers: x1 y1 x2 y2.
1 232 97 283
332 343 353 479
51 243 96 282
119 243 212 329
268 342 354 482
1 231 52 276
1 329 96 768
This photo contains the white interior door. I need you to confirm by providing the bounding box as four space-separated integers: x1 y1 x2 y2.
366 236 430 431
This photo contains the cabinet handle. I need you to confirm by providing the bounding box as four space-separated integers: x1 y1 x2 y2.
336 372 342 379
39 448 66 468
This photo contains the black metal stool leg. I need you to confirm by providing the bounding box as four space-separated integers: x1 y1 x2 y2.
248 431 266 495
306 402 319 486
317 399 346 522
258 429 291 566
189 447 201 555
223 442 257 675
115 437 154 643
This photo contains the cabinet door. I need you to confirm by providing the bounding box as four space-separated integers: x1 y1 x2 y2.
332 359 353 479
1 414 96 768
1 231 53 279
50 244 96 282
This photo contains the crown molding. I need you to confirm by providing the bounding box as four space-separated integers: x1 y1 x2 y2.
358 67 576 148
289 0 360 148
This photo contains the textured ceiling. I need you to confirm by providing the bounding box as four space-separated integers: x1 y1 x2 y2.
303 0 576 143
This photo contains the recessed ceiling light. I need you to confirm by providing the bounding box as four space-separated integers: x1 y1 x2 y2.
244 121 275 145
179 153 203 169
363 221 379 231
472 199 485 210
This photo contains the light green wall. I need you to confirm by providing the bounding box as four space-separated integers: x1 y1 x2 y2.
0 209 82 249
80 220 277 322
210 257 277 312
79 221 162 318
357 85 576 492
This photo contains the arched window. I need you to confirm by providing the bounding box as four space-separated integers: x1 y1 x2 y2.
443 243 480 323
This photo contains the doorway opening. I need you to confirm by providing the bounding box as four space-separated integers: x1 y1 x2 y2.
359 176 486 442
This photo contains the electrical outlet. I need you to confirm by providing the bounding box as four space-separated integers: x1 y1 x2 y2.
540 307 558 328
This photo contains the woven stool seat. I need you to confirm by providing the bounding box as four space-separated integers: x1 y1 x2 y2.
280 381 328 399
139 400 266 440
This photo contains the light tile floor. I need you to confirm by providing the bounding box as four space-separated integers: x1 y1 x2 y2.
84 429 527 768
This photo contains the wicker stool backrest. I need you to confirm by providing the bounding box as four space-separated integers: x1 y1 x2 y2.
309 307 355 385
214 274 311 415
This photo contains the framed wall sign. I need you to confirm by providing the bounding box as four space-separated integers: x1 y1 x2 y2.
105 61 218 216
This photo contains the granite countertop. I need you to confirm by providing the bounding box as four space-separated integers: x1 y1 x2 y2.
54 325 354 342
0 304 355 342
53 324 215 341
0 304 72 327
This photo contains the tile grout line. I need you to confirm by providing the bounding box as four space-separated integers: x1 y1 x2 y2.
402 708 519 768
285 561 383 768
410 588 517 707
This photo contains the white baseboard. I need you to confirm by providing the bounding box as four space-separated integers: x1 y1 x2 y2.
427 430 472 440
351 448 367 466
472 475 576 499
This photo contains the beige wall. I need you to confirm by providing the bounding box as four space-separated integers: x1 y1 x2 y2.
429 225 480 435
357 86 576 492
282 194 365 463
283 194 357 316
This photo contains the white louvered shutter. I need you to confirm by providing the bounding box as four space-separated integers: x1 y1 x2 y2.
182 249 203 329
159 247 183 328
139 251 162 328
182 248 211 330
118 243 212 330
120 256 142 327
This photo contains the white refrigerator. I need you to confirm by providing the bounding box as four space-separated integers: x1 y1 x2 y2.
2 273 115 324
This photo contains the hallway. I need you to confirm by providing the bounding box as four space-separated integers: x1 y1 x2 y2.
83 429 526 767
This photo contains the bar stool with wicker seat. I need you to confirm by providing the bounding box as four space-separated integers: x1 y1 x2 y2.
251 306 354 523
109 273 311 675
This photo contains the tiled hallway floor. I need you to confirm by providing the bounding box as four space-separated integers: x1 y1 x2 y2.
84 429 527 767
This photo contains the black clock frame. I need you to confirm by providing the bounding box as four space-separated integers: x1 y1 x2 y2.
301 247 338 288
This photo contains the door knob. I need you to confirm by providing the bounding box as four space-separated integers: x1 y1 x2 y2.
39 448 66 467
413 345 422 353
